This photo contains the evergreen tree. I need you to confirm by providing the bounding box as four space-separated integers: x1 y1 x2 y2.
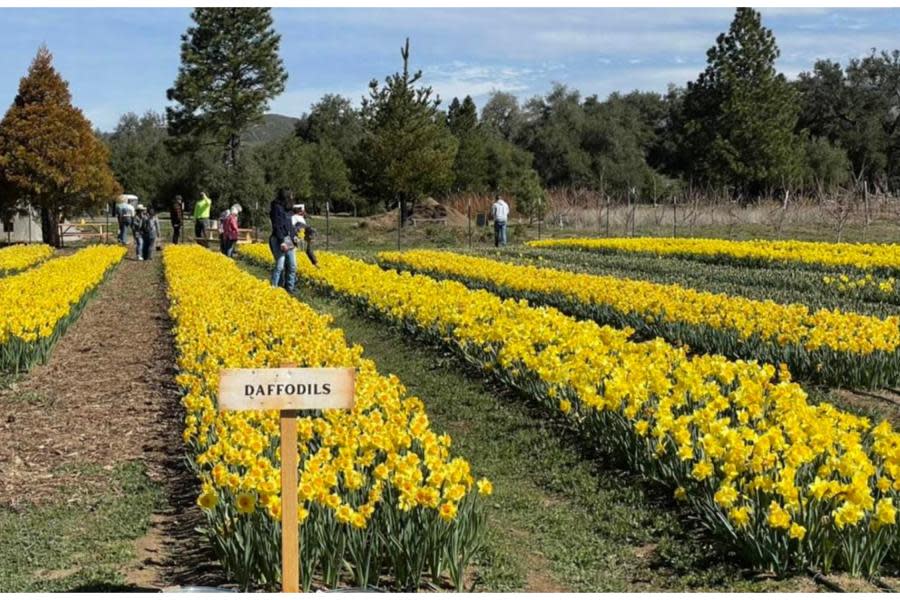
802 135 850 194
166 8 287 166
0 46 121 247
254 137 312 204
355 38 457 225
512 169 547 223
681 8 801 195
310 142 354 214
447 96 489 192
296 94 362 160
484 136 535 193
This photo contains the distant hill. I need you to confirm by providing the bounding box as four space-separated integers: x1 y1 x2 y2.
241 113 300 145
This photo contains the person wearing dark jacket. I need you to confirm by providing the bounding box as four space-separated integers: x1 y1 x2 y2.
269 188 297 292
142 208 160 260
170 195 184 244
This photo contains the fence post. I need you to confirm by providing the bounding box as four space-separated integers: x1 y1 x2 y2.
672 195 677 238
605 195 610 237
325 201 330 251
864 180 870 240
631 203 636 237
467 196 472 249
625 190 630 237
396 199 401 251
596 193 601 237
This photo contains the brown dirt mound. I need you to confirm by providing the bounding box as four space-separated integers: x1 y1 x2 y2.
364 197 468 230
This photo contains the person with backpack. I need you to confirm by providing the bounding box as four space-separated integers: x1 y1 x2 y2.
142 208 160 261
132 205 146 260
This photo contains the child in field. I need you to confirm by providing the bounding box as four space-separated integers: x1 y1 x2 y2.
291 204 318 267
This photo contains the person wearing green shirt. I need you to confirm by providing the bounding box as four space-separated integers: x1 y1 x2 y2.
193 192 212 239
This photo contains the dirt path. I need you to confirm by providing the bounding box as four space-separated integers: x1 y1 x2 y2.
0 252 222 589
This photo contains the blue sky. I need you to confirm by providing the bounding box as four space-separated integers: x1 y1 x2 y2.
1 7 899 131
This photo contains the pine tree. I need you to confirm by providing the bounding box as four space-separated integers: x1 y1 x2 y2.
681 8 801 195
355 38 457 225
0 46 121 247
447 96 489 192
166 8 287 167
310 142 354 215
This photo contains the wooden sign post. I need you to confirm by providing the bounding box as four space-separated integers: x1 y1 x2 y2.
219 366 356 593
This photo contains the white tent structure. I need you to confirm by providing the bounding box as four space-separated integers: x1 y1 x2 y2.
1 207 43 244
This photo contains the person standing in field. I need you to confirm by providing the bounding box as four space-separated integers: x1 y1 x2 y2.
116 200 134 245
490 194 510 247
132 205 146 260
142 208 160 261
193 192 212 239
170 195 184 244
217 207 230 254
222 204 241 258
291 203 318 267
269 188 296 292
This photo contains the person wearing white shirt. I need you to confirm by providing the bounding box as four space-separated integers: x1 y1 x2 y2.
490 195 510 247
291 204 318 267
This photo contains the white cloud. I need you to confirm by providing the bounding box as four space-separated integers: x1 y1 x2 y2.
420 62 542 104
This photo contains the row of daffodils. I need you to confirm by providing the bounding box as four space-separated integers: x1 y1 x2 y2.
377 250 900 388
241 243 900 577
0 243 54 276
163 245 490 592
528 236 900 274
0 244 124 372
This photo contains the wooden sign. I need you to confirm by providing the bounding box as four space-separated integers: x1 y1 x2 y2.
218 366 356 593
218 367 355 411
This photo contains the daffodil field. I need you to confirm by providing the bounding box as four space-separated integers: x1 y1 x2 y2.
0 244 124 372
0 244 53 277
163 246 490 591
528 236 900 275
376 250 900 388
240 242 900 578
486 246 900 314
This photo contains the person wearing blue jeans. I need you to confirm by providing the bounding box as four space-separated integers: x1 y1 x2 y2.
494 220 507 247
269 188 297 292
491 195 510 247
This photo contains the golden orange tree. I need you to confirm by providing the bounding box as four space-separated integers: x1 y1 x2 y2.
0 46 120 247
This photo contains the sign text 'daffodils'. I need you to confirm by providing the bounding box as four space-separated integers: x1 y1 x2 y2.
218 367 355 411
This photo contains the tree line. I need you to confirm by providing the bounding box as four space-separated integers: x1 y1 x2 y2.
4 7 900 244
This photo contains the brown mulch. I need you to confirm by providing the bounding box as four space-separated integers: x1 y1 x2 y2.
0 249 224 589
834 388 900 427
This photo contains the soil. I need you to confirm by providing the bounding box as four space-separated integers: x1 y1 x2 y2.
0 251 224 589
834 387 900 426
365 197 469 230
